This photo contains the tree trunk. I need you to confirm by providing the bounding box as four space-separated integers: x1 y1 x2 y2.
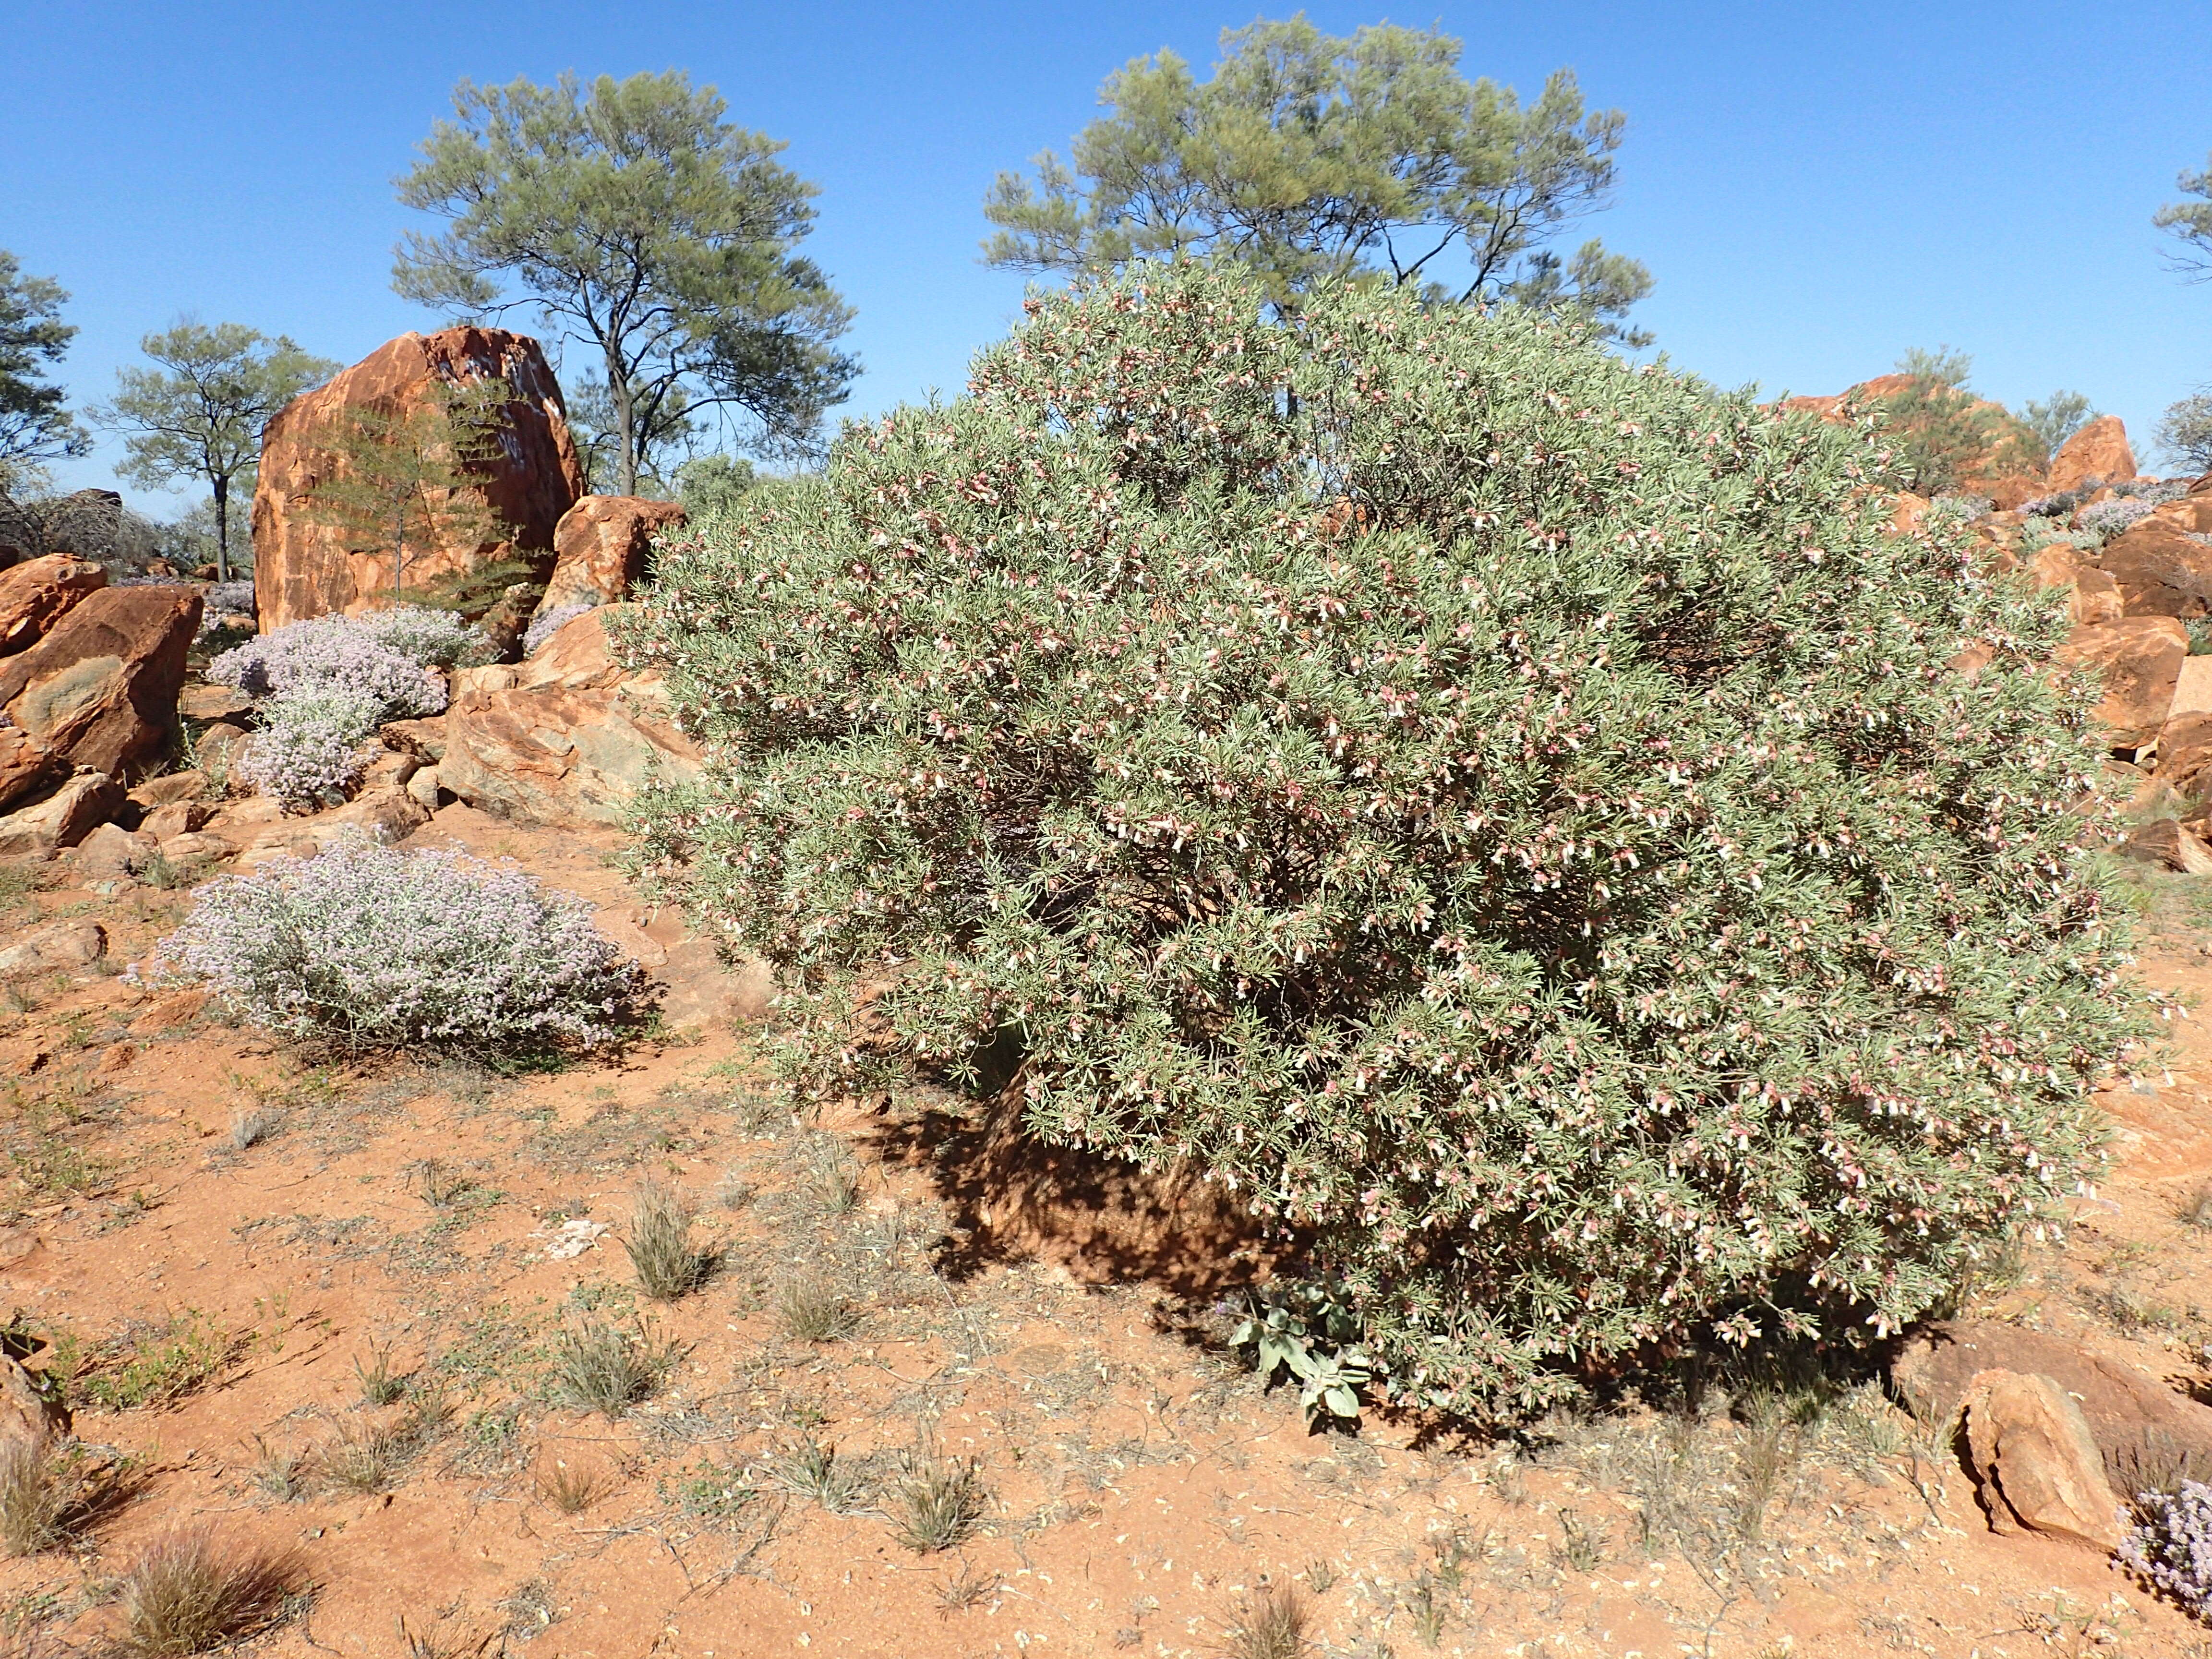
608 347 639 498
212 473 229 584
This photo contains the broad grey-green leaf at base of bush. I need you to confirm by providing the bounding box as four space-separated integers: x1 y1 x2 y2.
618 262 2140 1416
139 838 642 1052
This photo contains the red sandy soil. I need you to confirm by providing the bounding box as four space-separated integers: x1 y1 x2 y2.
1 806 2210 1659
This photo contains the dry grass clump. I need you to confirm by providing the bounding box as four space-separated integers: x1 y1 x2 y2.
1224 1582 1311 1659
536 1459 604 1515
769 1438 868 1514
547 1319 677 1418
889 1441 985 1553
775 1272 855 1343
622 1179 714 1300
0 1438 139 1554
118 1526 301 1654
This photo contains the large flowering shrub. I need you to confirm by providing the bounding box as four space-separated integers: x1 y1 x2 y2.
206 609 463 712
2123 1480 2212 1622
620 264 2138 1413
142 839 641 1051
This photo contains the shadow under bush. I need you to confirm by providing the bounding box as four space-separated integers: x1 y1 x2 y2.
619 261 2141 1417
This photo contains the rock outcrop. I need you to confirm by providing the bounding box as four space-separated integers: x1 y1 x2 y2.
251 327 585 632
0 918 107 976
435 606 700 829
2048 415 2138 493
1892 1319 2212 1487
0 555 105 656
2090 519 2212 617
2054 616 2187 748
0 586 201 814
1959 1370 2128 1550
537 495 688 615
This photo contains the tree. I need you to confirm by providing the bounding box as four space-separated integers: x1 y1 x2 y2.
1865 348 2038 495
2155 151 2212 279
673 451 756 519
2019 390 2095 466
0 251 88 481
982 18 1652 340
623 263 2131 1414
299 379 505 603
93 321 338 581
391 70 858 497
2159 391 2212 473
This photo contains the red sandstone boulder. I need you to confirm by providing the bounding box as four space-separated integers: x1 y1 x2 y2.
1959 1370 2127 1550
1892 1319 2212 1486
437 605 700 828
2092 519 2212 617
0 586 201 813
2028 542 2122 625
251 327 585 631
538 495 688 615
0 555 105 657
2048 416 2138 493
2055 616 2186 747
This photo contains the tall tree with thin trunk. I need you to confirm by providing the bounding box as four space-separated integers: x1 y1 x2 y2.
0 250 88 484
391 70 857 497
94 321 337 581
983 17 1652 341
2156 150 2212 280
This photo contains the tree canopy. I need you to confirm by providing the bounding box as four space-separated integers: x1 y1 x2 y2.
1866 348 2039 495
392 70 858 497
94 320 338 580
0 251 88 483
982 17 1651 340
2156 150 2212 279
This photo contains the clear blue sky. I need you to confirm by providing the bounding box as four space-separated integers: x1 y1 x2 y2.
9 0 2210 515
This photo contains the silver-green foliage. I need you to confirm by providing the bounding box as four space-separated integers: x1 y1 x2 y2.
621 263 2138 1414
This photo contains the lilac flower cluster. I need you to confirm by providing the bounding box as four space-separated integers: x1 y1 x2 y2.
522 601 595 657
2121 1480 2212 1622
353 604 492 670
230 686 383 807
140 837 642 1050
2079 497 2157 541
206 613 450 715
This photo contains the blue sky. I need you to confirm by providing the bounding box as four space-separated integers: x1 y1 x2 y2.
9 0 2210 515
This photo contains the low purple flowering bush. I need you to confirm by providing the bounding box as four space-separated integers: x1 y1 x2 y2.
2078 497 2156 542
522 601 595 657
231 686 383 808
2121 1479 2212 1623
141 838 642 1051
207 615 450 715
621 263 2139 1416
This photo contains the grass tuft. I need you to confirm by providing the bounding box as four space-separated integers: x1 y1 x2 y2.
536 1459 604 1515
547 1319 677 1418
0 1439 140 1554
775 1272 855 1344
1224 1582 1311 1659
889 1441 985 1553
118 1527 301 1655
354 1341 409 1406
622 1179 714 1301
769 1439 868 1514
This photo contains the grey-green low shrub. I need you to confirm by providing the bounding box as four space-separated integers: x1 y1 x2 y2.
619 263 2138 1414
139 839 641 1052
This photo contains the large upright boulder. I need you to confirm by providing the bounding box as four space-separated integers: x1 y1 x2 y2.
537 495 689 614
0 586 200 813
436 605 700 829
2054 616 2187 747
251 327 585 631
0 555 105 656
2048 415 2137 493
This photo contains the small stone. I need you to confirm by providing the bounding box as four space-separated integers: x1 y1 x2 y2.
1960 1369 2127 1550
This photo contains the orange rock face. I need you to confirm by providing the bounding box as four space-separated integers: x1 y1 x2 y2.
0 555 106 657
250 327 585 632
2092 518 2212 617
2053 615 2187 747
436 606 701 829
0 586 201 812
2047 415 2137 493
1960 1370 2126 1550
539 495 689 613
